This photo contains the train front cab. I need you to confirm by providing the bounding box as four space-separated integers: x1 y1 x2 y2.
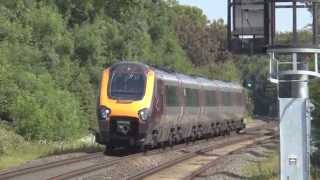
96 63 155 148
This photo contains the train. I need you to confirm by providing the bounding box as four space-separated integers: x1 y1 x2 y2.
94 61 246 152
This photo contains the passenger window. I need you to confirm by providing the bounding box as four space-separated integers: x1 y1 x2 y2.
238 92 245 106
223 91 231 106
205 90 218 106
186 88 198 107
165 86 178 106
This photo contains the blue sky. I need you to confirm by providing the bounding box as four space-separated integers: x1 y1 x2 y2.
178 0 312 32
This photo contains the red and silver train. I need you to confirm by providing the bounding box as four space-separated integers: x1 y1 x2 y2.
95 62 246 151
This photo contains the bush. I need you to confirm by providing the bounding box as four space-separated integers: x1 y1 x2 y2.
0 123 25 155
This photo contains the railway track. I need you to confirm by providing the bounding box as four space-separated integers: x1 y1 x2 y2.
127 129 277 180
0 123 276 180
0 153 104 180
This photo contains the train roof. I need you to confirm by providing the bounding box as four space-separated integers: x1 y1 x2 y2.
109 61 243 92
153 68 242 92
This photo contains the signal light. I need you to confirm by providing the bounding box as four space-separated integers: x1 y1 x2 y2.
243 79 254 89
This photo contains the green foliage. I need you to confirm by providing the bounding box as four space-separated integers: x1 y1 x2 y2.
0 0 197 141
173 5 227 66
245 152 279 180
0 123 25 156
0 1 91 140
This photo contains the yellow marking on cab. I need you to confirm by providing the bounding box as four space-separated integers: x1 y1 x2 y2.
99 68 155 119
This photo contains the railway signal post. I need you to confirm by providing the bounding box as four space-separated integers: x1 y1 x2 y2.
228 0 320 179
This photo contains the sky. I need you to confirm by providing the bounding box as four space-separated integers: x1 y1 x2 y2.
178 0 312 32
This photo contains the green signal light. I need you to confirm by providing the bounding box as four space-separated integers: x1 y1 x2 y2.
243 79 253 89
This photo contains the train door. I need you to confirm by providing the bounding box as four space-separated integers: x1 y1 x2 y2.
198 87 206 133
184 88 200 138
164 84 180 140
215 88 224 126
154 79 166 142
176 82 185 137
153 80 164 121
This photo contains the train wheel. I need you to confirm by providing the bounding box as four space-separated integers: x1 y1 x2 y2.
151 132 159 149
191 126 197 142
160 142 166 151
216 128 220 136
236 129 241 134
104 145 114 155
177 127 183 144
168 136 175 148
185 137 189 145
141 144 148 154
197 125 203 139
210 124 215 138
222 129 226 136
204 134 208 141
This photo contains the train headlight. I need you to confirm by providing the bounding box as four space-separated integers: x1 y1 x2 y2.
99 106 111 120
138 108 150 121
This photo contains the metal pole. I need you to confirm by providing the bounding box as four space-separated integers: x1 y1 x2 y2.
271 0 275 46
313 3 318 45
228 0 232 51
306 99 312 179
315 53 318 73
293 0 298 45
279 54 309 180
264 0 270 46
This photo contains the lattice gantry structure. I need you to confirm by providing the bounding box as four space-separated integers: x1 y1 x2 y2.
228 0 320 54
228 0 320 180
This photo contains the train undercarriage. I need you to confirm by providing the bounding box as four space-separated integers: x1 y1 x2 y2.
94 118 245 154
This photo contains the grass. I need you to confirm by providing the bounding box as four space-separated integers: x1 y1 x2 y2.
0 124 103 170
244 151 320 180
244 115 254 124
244 152 279 180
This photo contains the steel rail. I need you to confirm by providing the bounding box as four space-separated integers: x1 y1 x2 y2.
48 124 275 180
127 131 277 180
182 135 278 180
47 152 142 180
0 123 274 180
0 153 103 180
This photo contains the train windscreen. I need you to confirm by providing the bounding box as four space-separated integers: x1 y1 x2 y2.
109 64 146 100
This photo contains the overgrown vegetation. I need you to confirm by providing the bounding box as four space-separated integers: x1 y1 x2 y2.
245 152 279 180
245 149 320 180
